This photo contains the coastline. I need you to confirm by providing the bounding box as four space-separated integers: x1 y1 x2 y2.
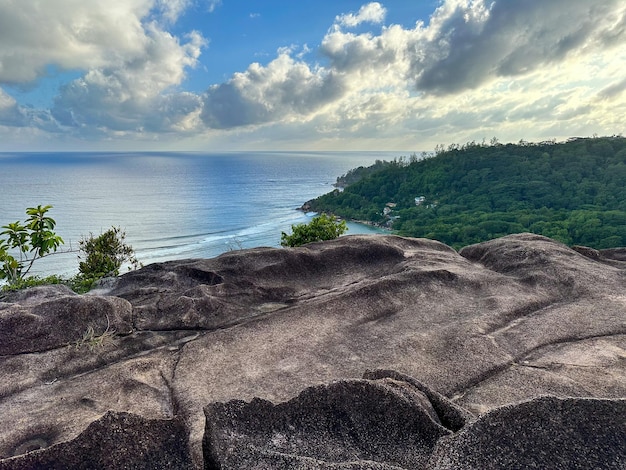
1 152 390 279
298 202 392 234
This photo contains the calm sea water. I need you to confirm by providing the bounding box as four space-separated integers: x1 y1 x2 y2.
0 151 396 278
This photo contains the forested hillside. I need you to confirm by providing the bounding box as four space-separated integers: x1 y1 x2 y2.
307 137 626 249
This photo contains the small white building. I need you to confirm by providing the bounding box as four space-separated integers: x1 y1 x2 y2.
415 196 426 206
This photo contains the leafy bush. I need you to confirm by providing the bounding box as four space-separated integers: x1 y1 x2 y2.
0 205 64 285
75 227 141 291
0 206 142 294
281 214 347 247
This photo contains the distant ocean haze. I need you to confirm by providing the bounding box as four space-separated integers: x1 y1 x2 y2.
0 151 394 278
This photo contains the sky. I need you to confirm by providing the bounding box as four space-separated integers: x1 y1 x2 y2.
0 0 625 152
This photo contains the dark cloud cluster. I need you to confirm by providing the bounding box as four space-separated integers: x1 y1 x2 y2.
414 0 626 95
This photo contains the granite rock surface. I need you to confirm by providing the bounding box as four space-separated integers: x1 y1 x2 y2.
0 234 624 468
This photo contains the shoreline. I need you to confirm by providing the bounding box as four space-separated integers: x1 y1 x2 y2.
298 203 392 234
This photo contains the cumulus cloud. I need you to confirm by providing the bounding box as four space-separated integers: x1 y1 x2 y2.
200 6 414 131
0 0 208 135
335 2 387 28
321 23 416 76
2 0 626 148
0 87 62 132
201 52 346 128
0 88 25 126
155 0 193 23
51 26 205 133
0 0 159 84
155 0 221 22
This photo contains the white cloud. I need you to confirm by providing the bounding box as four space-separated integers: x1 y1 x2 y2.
52 27 205 133
2 0 626 149
201 52 346 128
206 0 222 13
156 0 193 23
154 0 221 22
335 2 387 28
0 87 62 133
0 0 158 84
199 19 420 130
0 0 208 136
0 88 24 126
321 23 417 77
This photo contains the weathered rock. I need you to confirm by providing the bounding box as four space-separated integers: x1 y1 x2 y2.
0 233 624 468
203 373 465 469
362 370 473 432
105 236 418 331
428 396 626 469
599 246 626 261
0 285 133 355
0 411 193 470
203 374 626 469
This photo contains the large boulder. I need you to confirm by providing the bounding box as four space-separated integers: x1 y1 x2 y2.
0 285 132 355
0 234 624 468
203 371 471 469
428 396 626 469
103 235 419 331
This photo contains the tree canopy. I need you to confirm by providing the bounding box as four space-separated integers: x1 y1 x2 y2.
306 136 626 249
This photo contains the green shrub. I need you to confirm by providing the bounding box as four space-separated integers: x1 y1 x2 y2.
281 214 347 247
0 275 65 294
1 207 142 294
74 227 141 292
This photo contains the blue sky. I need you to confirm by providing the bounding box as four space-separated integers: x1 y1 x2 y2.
0 1 625 151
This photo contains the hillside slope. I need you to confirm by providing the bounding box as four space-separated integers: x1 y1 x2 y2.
308 137 626 249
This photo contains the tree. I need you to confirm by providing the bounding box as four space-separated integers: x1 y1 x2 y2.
0 205 64 284
281 214 347 247
77 226 140 281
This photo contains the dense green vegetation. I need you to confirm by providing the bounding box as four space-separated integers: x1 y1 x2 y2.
334 159 407 187
307 136 626 249
281 214 347 247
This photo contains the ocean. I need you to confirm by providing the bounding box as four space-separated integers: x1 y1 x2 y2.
0 151 397 279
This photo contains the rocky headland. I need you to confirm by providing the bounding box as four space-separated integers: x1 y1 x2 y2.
0 233 624 469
